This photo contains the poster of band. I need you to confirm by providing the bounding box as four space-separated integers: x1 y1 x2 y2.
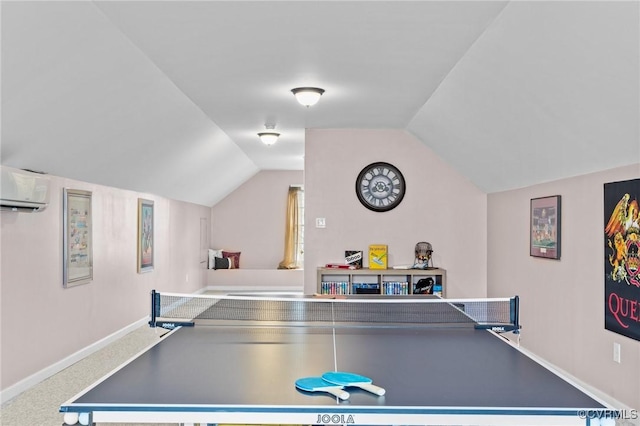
604 178 640 341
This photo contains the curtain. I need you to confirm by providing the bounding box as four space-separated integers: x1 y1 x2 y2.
278 186 301 269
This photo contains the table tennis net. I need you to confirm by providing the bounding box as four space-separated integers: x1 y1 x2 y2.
150 291 520 332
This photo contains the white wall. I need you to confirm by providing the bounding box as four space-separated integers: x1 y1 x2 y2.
210 170 304 269
487 164 640 410
4 137 637 412
0 174 211 391
304 129 487 297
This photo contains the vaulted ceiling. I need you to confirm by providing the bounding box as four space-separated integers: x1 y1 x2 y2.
2 1 638 206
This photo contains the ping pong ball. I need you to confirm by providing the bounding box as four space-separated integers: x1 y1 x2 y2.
63 412 78 424
78 412 90 426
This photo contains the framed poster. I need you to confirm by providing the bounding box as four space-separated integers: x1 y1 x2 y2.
530 195 561 259
63 189 93 287
604 178 640 341
137 198 154 273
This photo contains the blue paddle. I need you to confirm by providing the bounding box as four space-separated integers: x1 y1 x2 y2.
322 371 386 396
295 377 350 400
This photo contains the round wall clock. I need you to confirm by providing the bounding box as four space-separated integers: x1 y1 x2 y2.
355 162 406 212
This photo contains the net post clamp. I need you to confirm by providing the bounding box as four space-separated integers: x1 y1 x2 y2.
474 324 519 333
152 321 195 330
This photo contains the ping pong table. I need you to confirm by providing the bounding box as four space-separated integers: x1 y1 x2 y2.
60 291 614 426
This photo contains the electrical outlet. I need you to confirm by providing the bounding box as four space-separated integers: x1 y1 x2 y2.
613 342 621 363
316 218 326 228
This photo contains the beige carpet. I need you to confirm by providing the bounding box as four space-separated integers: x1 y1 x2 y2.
0 325 174 426
1 323 297 426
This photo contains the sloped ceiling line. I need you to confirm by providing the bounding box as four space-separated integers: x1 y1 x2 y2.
91 1 235 146
2 1 637 206
406 1 511 130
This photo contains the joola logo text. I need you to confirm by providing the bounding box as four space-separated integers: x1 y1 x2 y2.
316 414 355 424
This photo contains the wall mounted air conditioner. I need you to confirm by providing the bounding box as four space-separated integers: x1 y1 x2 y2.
0 166 50 212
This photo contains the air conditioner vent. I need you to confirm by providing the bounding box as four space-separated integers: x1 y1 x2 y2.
1 166 50 212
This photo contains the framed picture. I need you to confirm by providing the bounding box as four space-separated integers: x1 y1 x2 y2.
530 195 561 259
63 189 93 287
137 198 154 273
604 178 640 341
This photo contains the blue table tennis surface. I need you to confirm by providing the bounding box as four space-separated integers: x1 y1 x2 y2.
61 311 609 425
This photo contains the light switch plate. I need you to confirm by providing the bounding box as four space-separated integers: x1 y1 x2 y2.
613 342 621 363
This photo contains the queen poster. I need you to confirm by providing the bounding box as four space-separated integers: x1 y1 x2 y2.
604 178 640 341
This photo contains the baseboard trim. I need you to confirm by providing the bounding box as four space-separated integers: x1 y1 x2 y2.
206 285 303 292
504 337 635 414
1 317 149 405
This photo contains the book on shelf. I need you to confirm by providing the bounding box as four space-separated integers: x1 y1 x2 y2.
368 244 388 269
344 250 363 269
433 284 443 297
320 280 349 295
382 281 409 295
325 263 355 270
352 283 380 290
352 282 380 295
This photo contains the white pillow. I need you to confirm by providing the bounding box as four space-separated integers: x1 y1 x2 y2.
208 249 224 269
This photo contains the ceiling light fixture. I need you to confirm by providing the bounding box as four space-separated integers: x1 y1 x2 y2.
291 87 325 107
258 125 280 145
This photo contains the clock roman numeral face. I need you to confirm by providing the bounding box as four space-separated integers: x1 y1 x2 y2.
355 162 406 212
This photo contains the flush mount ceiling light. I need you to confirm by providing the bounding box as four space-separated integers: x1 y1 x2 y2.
257 132 280 145
291 87 325 107
258 125 280 146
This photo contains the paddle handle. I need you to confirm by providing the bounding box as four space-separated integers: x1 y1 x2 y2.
326 388 350 400
358 383 386 396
